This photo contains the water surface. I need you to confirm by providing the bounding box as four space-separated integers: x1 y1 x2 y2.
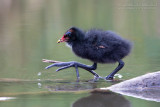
0 0 160 107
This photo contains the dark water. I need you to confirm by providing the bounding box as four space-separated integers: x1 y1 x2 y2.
0 0 160 107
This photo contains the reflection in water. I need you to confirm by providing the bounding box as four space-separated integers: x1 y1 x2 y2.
44 82 97 91
72 90 130 107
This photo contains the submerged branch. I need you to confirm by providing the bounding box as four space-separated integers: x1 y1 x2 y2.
42 59 62 63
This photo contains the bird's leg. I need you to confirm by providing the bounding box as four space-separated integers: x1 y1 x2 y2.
105 60 124 80
45 61 100 79
75 65 80 82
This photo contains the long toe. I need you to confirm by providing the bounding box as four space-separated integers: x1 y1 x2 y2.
45 62 73 69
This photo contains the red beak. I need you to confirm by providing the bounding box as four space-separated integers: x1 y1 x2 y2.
57 35 67 43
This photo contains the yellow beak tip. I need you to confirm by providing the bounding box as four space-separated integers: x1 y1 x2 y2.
57 40 61 43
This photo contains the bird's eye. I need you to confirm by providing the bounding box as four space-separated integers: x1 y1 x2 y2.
68 33 71 37
65 31 71 37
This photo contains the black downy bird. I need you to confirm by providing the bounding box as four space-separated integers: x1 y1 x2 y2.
45 27 132 81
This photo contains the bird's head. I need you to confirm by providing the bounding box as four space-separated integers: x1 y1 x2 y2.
57 27 84 44
57 29 74 43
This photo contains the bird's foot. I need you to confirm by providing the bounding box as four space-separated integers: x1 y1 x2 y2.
104 60 125 81
45 61 80 80
45 61 100 81
105 76 114 81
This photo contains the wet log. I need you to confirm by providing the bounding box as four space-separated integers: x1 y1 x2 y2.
107 71 160 90
101 71 160 102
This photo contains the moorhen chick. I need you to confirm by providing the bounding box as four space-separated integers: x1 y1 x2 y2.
45 27 132 81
